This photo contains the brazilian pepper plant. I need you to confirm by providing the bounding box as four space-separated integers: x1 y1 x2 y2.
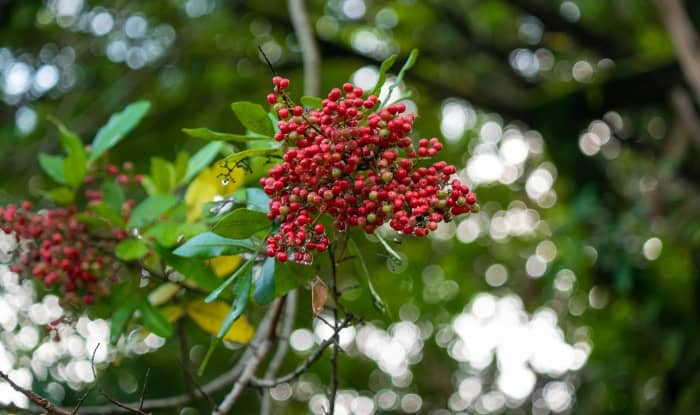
0 50 479 412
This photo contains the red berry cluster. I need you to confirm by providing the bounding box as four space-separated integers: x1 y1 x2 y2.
84 160 143 190
260 77 479 264
1 201 128 305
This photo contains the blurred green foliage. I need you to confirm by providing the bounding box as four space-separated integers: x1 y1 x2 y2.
2 0 700 414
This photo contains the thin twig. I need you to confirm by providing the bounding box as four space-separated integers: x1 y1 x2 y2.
670 86 700 151
138 369 150 411
249 315 354 388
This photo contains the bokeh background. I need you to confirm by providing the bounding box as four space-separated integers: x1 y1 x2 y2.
2 0 700 414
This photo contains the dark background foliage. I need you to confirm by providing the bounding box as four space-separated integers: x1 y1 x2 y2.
2 0 700 414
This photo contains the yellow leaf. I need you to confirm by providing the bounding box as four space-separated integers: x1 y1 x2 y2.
161 305 185 323
209 255 243 277
186 300 254 343
185 165 244 222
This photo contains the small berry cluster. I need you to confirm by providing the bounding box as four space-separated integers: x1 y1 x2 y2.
1 201 128 305
84 160 143 190
260 77 478 263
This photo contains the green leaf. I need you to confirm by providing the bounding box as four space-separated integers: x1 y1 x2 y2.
173 232 256 258
219 148 281 170
102 181 125 213
349 238 389 316
204 256 255 303
157 246 225 294
138 300 173 338
253 257 275 304
63 149 87 187
150 157 176 194
372 54 397 96
231 101 275 136
139 176 158 195
182 128 270 143
47 187 74 204
39 153 66 184
89 203 126 228
217 271 252 338
89 101 151 162
174 151 189 184
232 188 270 213
48 116 85 157
183 141 224 183
375 233 404 267
300 96 323 108
212 208 270 239
110 303 135 344
128 194 179 228
145 221 184 247
115 239 149 261
382 49 419 107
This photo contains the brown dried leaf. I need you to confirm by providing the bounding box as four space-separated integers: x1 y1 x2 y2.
311 276 328 317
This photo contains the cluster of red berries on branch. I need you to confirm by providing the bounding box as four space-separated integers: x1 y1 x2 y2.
1 201 129 305
260 77 479 264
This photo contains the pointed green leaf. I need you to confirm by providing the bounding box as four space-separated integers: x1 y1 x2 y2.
217 272 252 339
382 49 419 107
231 101 275 136
145 221 184 247
173 232 256 258
150 156 176 194
375 233 404 267
48 116 85 157
372 54 397 96
157 246 225 294
89 101 150 162
212 208 270 239
39 153 66 184
232 188 270 213
128 194 178 228
138 300 173 338
182 128 270 143
174 151 189 184
89 203 126 228
63 149 87 187
253 257 275 304
183 141 224 183
300 96 323 109
349 238 389 316
102 180 125 213
47 187 74 204
110 302 135 344
204 256 255 303
219 148 281 169
115 239 149 261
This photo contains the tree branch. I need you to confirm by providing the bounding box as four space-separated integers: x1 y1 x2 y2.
670 86 700 151
0 370 72 415
656 0 700 104
259 289 298 415
287 0 321 97
212 297 287 415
